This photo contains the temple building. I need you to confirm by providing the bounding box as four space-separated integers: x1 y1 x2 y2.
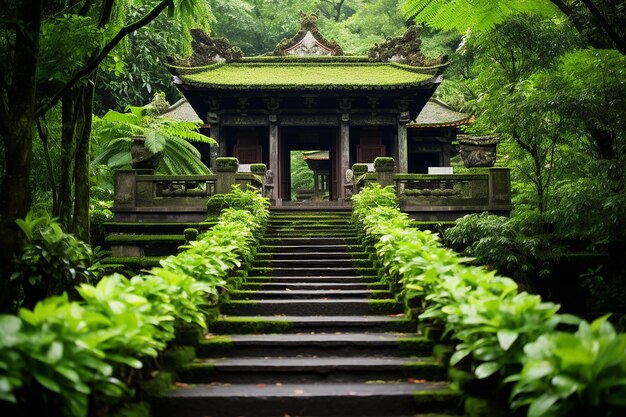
168 13 466 205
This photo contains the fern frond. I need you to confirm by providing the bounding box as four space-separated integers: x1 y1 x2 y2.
402 0 559 33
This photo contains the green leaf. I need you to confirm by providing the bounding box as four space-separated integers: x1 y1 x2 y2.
34 372 61 393
47 341 63 363
528 393 559 417
497 329 519 351
475 361 500 379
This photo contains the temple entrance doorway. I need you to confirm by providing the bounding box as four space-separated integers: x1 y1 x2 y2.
279 127 338 204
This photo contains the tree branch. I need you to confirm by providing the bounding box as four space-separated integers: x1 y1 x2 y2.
36 0 169 117
580 0 626 54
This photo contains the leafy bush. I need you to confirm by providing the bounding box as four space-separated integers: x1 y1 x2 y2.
445 212 565 285
507 315 626 417
1 189 270 416
206 185 270 221
11 212 101 308
352 185 626 416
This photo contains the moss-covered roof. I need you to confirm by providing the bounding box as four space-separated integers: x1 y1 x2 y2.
408 99 473 128
175 61 438 90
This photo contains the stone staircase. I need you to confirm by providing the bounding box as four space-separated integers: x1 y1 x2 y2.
154 211 461 417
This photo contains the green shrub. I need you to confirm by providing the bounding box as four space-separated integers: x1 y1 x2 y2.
206 185 270 219
507 315 626 417
0 188 270 416
11 212 101 308
352 187 626 416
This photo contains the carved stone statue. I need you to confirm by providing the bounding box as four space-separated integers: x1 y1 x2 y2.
170 29 243 67
263 169 274 198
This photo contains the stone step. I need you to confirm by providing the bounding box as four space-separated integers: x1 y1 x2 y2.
230 289 392 300
209 315 415 334
197 333 433 358
154 382 461 417
220 299 402 316
241 282 388 291
259 244 363 253
104 221 216 234
180 356 446 384
254 259 361 268
244 275 382 284
261 237 361 246
250 267 377 277
263 232 359 238
255 252 369 260
105 234 185 257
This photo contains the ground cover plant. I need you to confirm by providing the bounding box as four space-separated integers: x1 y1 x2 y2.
0 189 269 417
352 184 626 417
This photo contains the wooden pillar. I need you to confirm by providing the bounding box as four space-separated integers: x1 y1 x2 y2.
269 118 279 203
209 121 221 172
397 112 409 174
340 116 350 202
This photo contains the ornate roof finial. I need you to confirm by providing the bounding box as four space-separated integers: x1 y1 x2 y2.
273 12 343 56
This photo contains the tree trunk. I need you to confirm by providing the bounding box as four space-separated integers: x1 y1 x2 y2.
0 0 43 313
73 77 96 242
56 91 79 227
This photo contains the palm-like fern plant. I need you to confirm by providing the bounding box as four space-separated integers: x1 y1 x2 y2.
92 104 216 175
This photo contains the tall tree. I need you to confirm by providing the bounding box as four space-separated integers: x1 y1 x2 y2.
0 0 207 312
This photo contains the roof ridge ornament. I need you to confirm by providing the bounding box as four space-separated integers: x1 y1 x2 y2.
369 26 448 69
170 29 243 67
273 11 343 56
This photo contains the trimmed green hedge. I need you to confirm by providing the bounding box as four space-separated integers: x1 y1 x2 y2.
352 184 626 417
0 189 270 417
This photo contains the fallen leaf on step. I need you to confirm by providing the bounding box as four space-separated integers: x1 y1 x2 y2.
387 313 405 317
408 378 427 383
275 383 283 387
293 389 305 395
256 384 267 388
175 382 190 388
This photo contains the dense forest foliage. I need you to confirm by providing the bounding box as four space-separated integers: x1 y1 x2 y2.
0 0 624 313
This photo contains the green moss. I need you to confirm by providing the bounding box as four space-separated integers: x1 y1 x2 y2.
249 267 273 277
398 336 432 355
250 163 267 175
162 346 196 370
404 361 446 380
104 234 185 244
357 267 378 276
215 157 239 172
432 344 453 364
111 402 151 417
101 256 162 268
141 371 174 398
351 259 373 268
368 290 392 299
412 389 462 411
352 163 369 176
374 157 395 172
368 299 402 314
464 395 510 417
210 317 293 334
181 62 434 89
183 228 199 242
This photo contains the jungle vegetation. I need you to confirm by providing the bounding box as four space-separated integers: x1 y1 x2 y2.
0 0 624 312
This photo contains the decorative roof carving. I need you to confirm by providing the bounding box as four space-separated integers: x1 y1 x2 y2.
368 26 447 68
173 29 243 66
273 12 343 56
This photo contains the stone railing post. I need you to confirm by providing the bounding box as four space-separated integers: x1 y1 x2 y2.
114 170 138 209
489 167 512 208
215 157 239 194
374 157 395 188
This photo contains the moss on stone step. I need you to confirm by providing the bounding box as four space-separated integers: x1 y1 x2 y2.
162 346 196 371
368 299 402 314
209 317 293 334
